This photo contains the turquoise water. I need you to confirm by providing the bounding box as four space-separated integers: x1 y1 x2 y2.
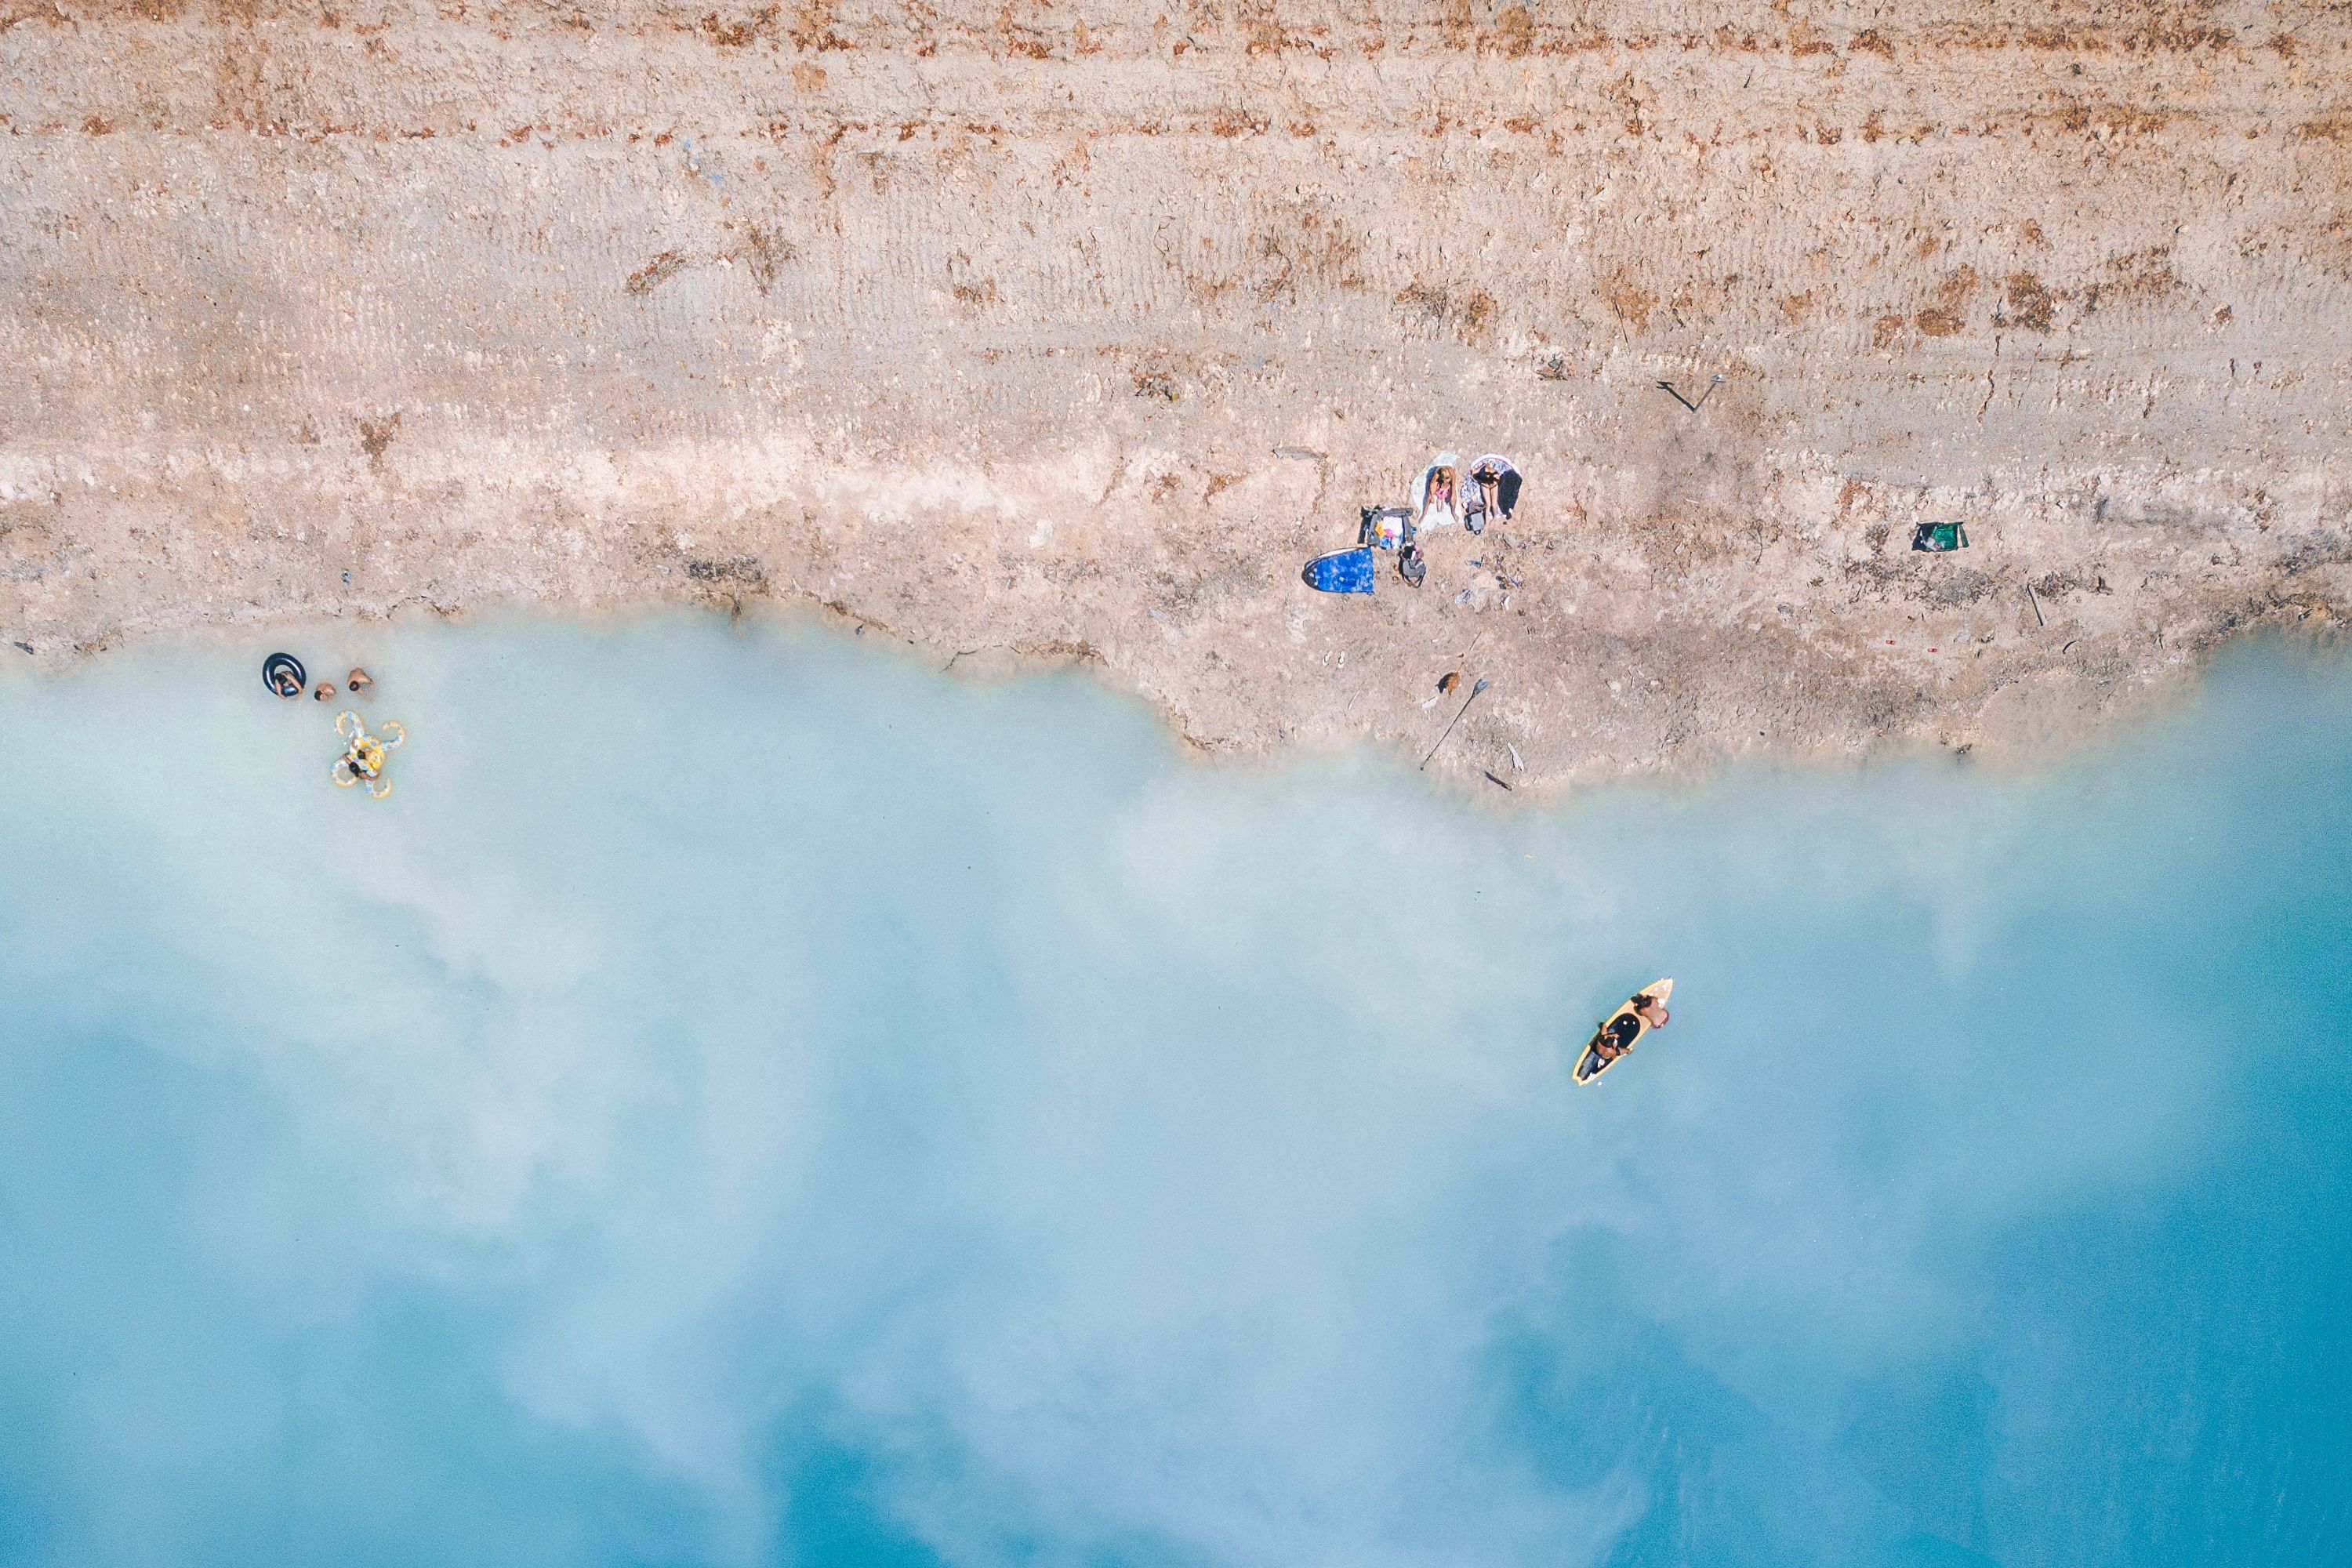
0 619 2347 1567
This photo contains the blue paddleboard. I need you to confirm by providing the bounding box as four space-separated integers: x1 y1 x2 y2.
1302 547 1375 594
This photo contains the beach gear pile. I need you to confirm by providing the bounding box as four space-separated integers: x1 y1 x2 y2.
1301 451 1523 596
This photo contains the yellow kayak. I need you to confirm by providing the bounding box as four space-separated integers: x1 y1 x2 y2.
1573 978 1675 1085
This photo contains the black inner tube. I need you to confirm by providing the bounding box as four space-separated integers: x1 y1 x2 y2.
262 652 306 697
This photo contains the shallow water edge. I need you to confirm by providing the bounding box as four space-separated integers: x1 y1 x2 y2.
5 598 2334 799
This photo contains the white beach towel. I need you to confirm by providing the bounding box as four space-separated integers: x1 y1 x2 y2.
1461 454 1522 528
1414 450 1462 532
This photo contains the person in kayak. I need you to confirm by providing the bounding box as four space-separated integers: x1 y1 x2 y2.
1587 994 1670 1076
1588 1011 1642 1073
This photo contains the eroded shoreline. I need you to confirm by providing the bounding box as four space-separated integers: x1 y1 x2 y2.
3 2 2347 787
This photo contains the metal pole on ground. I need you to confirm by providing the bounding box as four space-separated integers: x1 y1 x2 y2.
1421 677 1490 770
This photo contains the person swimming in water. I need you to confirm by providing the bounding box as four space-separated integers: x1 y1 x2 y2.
263 652 307 699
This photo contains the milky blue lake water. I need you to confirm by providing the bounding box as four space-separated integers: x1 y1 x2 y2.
1 619 2347 1567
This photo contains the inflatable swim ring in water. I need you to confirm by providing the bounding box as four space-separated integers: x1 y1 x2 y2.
263 652 307 699
331 710 405 799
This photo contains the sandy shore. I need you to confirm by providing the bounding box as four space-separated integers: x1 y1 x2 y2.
3 2 2347 786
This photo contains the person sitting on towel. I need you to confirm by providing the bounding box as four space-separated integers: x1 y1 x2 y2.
1634 993 1670 1031
1461 455 1522 535
1414 453 1461 534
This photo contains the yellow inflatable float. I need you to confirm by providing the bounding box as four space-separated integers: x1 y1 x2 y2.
331 710 405 799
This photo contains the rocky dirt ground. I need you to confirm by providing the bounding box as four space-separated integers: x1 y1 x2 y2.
2 1 2348 788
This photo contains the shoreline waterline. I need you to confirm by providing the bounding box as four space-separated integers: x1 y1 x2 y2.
1 618 2347 1566
4 601 2329 797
